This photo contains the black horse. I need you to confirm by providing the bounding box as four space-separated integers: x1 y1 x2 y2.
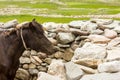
0 19 56 80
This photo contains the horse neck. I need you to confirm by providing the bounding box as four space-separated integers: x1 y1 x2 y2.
2 32 25 59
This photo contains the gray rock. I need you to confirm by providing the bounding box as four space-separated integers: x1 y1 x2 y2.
80 72 120 80
3 19 18 29
72 42 107 60
98 61 120 73
88 34 111 43
31 50 37 56
29 68 39 75
37 72 61 80
72 42 106 68
65 62 84 80
57 32 75 44
20 57 31 64
80 21 98 32
16 68 30 80
90 18 113 25
107 37 120 49
48 59 67 80
91 29 104 35
100 20 120 29
37 66 47 72
69 20 86 29
22 50 31 57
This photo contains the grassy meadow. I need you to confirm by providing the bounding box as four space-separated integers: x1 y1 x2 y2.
0 0 120 23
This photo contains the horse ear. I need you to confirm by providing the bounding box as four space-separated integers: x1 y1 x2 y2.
30 19 44 34
32 18 36 22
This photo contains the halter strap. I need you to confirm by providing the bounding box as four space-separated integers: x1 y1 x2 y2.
20 28 30 50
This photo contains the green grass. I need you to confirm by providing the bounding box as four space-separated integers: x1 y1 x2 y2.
0 0 120 22
0 15 89 23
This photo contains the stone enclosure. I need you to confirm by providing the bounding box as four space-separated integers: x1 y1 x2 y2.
1 19 120 80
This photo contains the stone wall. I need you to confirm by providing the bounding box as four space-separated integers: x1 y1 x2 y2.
4 19 120 80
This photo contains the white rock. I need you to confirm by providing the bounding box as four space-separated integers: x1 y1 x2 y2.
104 29 117 39
90 18 113 25
57 32 75 44
80 72 120 80
80 21 98 32
65 62 84 80
107 37 120 49
72 42 107 60
37 72 61 80
20 57 31 64
98 61 120 73
88 34 111 43
107 47 120 60
42 22 62 31
48 59 67 80
69 20 86 29
3 19 18 28
102 20 120 29
29 69 39 75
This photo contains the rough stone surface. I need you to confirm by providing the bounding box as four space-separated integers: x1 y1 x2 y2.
57 32 75 44
20 57 31 64
80 72 120 80
37 72 61 80
104 29 117 39
48 59 67 80
107 47 120 60
16 68 30 80
65 62 84 80
11 19 120 80
98 61 120 73
88 34 111 43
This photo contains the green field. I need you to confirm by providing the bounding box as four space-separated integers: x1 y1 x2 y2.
0 0 120 23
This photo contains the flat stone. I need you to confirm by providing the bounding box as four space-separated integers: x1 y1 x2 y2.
107 47 120 60
65 62 84 80
69 20 86 29
48 59 67 80
104 29 117 39
88 34 111 43
98 61 120 73
37 72 61 80
20 57 31 64
80 72 120 80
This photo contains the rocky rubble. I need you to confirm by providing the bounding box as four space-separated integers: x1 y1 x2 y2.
2 19 120 80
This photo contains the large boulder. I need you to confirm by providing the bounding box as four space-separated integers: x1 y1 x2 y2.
72 42 107 68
